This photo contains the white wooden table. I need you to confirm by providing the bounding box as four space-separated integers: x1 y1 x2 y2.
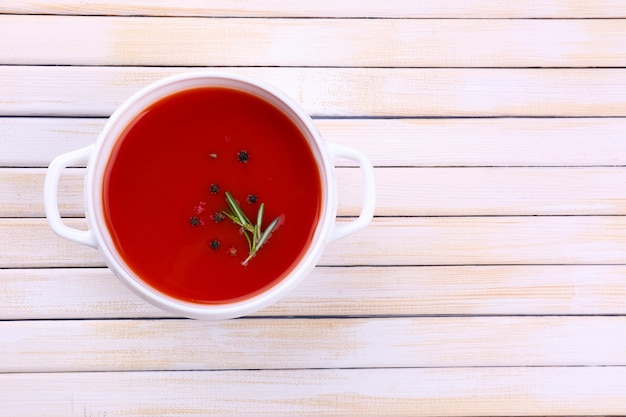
2 1 626 415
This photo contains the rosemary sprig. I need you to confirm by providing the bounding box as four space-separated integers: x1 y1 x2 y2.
222 191 280 265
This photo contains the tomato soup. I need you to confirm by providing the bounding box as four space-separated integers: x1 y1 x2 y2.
103 87 322 304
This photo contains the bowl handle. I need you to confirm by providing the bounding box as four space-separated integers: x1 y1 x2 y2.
327 143 376 242
44 145 98 248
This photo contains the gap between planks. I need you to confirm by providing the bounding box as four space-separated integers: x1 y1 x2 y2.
1 0 626 18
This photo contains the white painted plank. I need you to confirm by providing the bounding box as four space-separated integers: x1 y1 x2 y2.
323 118 626 168
1 367 626 416
1 0 625 18
0 168 84 217
3 265 626 319
4 67 626 117
3 217 626 268
3 117 626 168
0 268 162 319
0 117 103 167
339 167 626 216
2 16 626 67
2 317 626 372
6 167 626 218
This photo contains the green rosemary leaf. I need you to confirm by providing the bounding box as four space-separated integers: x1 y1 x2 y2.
252 223 259 249
256 203 264 234
225 191 251 227
257 217 279 250
243 229 253 253
221 210 242 227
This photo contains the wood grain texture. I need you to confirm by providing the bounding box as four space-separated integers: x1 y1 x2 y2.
4 117 626 168
5 66 626 117
1 367 626 417
2 0 625 18
3 265 626 319
2 16 626 67
6 166 626 217
2 317 626 372
3 217 626 268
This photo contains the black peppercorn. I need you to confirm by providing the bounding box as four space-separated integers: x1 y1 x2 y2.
209 183 220 194
212 212 225 223
237 150 249 163
189 216 201 227
247 194 258 204
209 239 221 250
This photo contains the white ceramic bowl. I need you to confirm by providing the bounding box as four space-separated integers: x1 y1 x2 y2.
44 72 375 320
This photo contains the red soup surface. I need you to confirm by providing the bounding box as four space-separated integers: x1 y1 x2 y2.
103 86 322 304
